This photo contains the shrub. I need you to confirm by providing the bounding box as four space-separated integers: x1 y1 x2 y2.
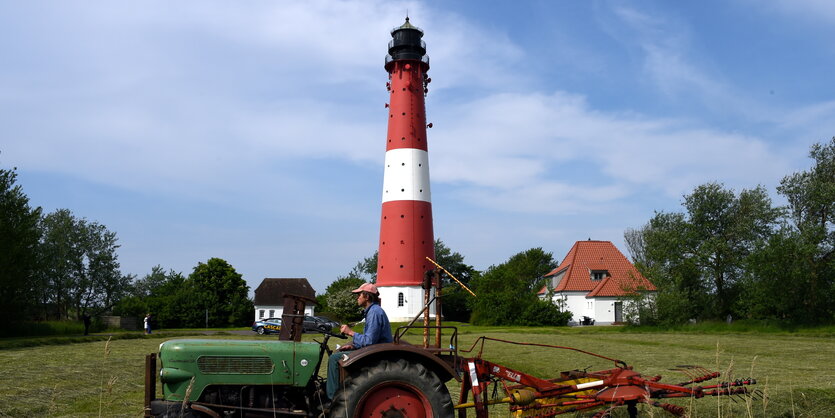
519 299 572 326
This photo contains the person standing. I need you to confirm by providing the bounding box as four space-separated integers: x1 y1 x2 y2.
144 313 152 334
82 311 91 336
326 283 392 400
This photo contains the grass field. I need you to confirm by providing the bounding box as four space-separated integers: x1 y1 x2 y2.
1 326 833 417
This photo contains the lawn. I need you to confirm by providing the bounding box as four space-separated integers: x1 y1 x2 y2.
0 326 832 417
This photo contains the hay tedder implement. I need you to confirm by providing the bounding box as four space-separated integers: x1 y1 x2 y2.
451 336 760 417
144 269 760 417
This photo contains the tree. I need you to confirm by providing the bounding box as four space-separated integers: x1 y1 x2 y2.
113 266 185 325
683 183 780 316
469 248 559 326
430 240 478 322
740 225 820 322
323 275 366 322
132 265 173 298
0 163 42 327
753 136 835 323
38 209 128 319
145 268 188 328
628 183 781 323
777 137 835 320
184 258 252 327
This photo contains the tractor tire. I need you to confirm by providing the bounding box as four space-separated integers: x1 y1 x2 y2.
329 358 453 418
256 326 265 335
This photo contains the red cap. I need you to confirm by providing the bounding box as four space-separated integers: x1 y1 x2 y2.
351 282 379 295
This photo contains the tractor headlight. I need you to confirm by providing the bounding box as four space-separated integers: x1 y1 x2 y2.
159 367 194 383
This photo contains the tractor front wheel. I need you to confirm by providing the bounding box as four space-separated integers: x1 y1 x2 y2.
329 358 453 418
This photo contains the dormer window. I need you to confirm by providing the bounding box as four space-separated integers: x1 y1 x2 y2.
590 270 608 281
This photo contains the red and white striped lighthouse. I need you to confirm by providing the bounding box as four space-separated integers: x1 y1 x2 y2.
376 18 436 322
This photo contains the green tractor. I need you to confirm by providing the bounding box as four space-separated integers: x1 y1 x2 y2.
143 294 459 417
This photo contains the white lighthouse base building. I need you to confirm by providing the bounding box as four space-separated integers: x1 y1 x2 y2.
379 286 437 322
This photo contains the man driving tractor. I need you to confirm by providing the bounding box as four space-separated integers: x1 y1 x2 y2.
325 282 392 400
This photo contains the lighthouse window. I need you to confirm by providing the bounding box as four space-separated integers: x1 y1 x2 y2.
398 293 404 307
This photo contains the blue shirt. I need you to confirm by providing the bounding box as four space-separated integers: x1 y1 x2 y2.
352 303 392 348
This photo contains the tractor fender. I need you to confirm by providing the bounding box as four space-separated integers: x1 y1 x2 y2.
339 343 460 383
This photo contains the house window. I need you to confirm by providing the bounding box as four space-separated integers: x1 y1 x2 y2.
269 309 275 318
398 292 404 307
590 270 608 281
587 301 593 309
259 310 265 319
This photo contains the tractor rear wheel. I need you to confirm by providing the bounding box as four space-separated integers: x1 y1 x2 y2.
329 358 453 418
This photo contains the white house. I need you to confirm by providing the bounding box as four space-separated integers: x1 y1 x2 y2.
253 278 316 321
538 240 656 325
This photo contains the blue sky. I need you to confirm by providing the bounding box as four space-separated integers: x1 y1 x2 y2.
3 0 834 295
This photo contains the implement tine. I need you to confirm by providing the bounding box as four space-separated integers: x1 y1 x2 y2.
693 366 714 379
669 367 697 381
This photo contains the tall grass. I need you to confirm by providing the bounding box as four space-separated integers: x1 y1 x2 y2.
98 336 113 417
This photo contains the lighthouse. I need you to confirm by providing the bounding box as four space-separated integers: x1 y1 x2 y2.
376 18 436 322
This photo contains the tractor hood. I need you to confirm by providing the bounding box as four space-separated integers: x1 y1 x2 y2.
158 339 320 401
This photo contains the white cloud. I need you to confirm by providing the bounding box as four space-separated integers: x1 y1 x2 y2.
603 5 776 123
757 0 835 25
0 1 825 218
0 0 527 201
427 90 788 213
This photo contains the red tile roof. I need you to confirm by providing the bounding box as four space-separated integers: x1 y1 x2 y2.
545 240 655 297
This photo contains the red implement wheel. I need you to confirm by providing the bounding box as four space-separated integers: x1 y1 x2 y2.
329 358 453 418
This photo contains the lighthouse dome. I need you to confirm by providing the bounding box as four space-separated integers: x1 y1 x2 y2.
385 17 429 69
